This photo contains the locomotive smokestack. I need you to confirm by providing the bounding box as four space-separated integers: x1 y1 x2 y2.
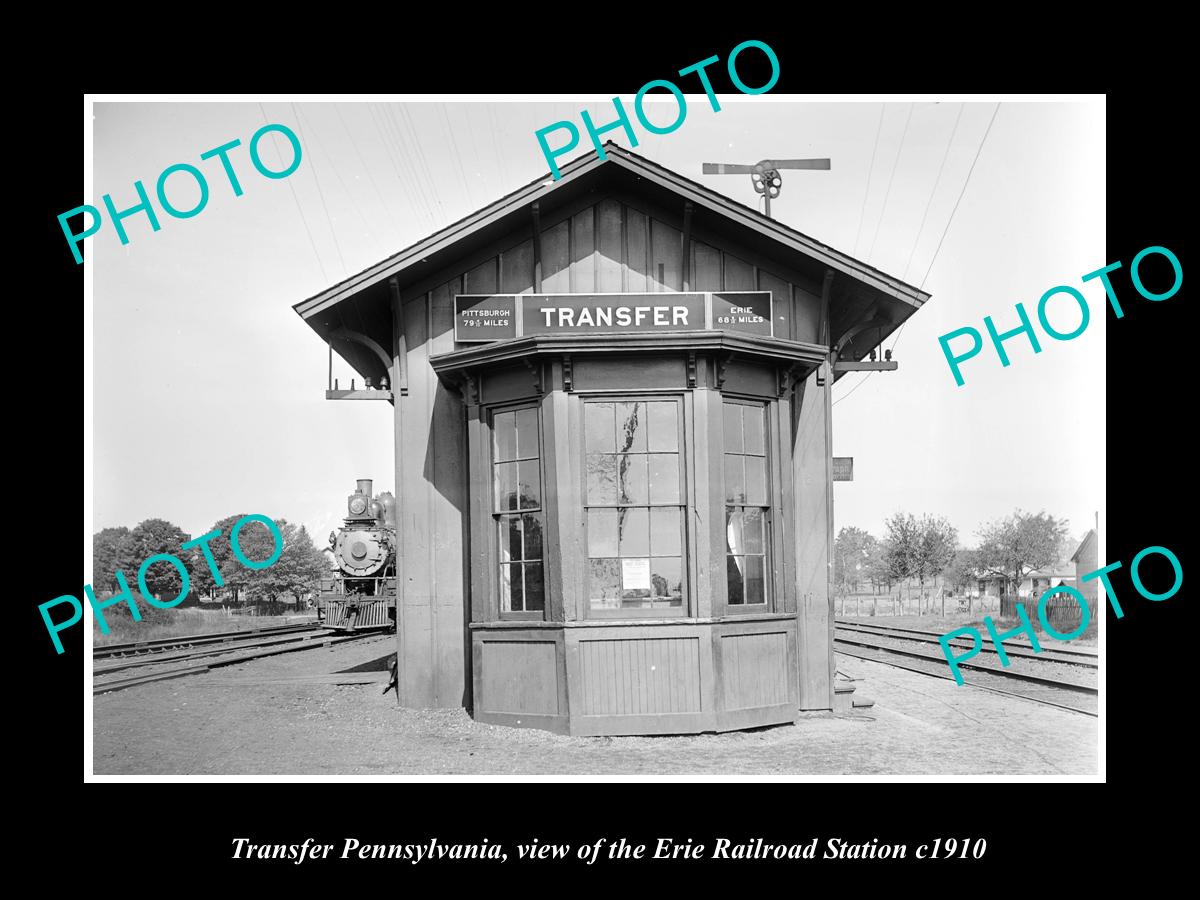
356 478 373 497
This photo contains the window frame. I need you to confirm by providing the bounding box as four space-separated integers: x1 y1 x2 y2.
718 394 780 616
488 399 548 622
578 391 690 620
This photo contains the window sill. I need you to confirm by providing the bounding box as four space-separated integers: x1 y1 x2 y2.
469 612 796 629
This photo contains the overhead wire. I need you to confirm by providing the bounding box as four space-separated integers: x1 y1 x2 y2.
851 104 886 257
257 101 327 282
487 103 511 188
294 104 383 260
334 102 406 238
372 103 434 228
439 104 474 209
290 101 348 276
917 102 1002 290
386 105 442 224
399 105 446 218
834 102 1002 408
901 102 965 283
865 102 915 261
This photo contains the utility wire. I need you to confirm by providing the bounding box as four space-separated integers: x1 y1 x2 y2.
334 102 406 238
258 102 327 282
295 104 383 259
439 105 474 208
487 103 510 187
918 102 1002 289
290 101 347 276
383 105 440 225
374 104 436 228
851 104 885 257
901 102 965 283
399 105 445 217
834 103 1001 408
866 102 915 261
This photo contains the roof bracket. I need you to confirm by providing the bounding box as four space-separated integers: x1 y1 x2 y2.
561 355 574 392
716 352 735 390
523 358 544 395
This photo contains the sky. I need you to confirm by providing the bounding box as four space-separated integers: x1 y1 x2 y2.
89 96 1105 556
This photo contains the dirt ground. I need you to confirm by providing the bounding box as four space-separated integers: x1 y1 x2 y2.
92 637 1098 776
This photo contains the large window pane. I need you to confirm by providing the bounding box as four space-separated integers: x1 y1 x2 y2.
585 402 615 452
516 407 539 458
493 403 544 616
725 508 743 555
723 403 743 453
618 507 649 557
588 508 618 557
524 563 546 611
501 516 522 563
647 401 678 452
616 402 647 453
589 558 621 608
495 462 519 511
723 400 771 612
501 563 524 612
724 455 745 503
744 406 765 456
745 556 766 605
650 557 683 604
518 459 541 509
494 411 517 461
618 454 648 504
728 556 745 605
743 508 764 554
587 454 617 504
584 397 685 614
744 457 767 506
648 454 679 504
522 513 543 560
650 507 681 557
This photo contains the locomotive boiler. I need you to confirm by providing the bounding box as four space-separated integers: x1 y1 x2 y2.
316 478 397 632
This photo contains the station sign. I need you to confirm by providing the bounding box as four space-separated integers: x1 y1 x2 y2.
833 457 854 482
454 292 772 343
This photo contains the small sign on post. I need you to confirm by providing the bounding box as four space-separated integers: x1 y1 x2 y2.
833 457 854 481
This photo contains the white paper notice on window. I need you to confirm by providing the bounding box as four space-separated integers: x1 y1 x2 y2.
622 558 651 591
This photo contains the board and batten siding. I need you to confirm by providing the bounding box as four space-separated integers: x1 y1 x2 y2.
394 194 833 710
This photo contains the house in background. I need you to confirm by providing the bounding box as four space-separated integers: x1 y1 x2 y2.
1072 529 1098 608
979 563 1077 600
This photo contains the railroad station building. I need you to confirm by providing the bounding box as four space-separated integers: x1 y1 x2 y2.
293 143 929 735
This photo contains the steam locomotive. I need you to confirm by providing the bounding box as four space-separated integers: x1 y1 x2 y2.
315 478 398 632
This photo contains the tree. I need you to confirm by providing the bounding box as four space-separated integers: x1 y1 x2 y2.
976 509 1070 601
834 527 875 594
881 512 919 590
944 548 983 595
911 514 958 599
92 526 132 594
252 523 329 609
187 514 328 610
121 518 190 602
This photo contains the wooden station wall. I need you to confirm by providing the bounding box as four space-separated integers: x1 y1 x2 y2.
392 193 834 711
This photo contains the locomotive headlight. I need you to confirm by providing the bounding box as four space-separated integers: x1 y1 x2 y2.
349 496 368 515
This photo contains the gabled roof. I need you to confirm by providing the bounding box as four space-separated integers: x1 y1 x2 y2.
292 142 932 386
294 142 929 320
1071 529 1097 562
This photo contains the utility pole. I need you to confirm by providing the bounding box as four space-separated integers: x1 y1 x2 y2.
702 158 831 218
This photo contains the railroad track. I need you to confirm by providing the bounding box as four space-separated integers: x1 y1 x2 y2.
833 627 1098 717
92 630 386 695
93 622 321 659
834 620 1098 668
